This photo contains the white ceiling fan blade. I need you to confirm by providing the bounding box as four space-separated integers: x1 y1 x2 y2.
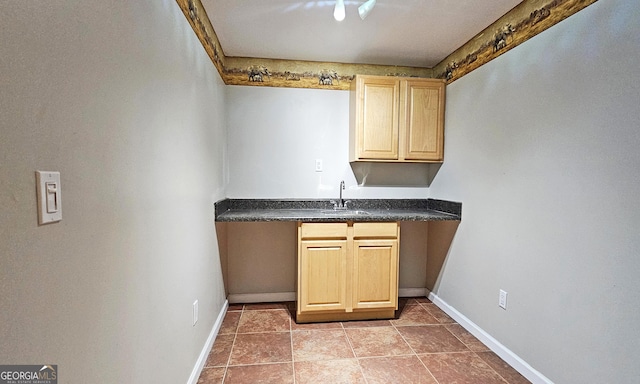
358 0 377 20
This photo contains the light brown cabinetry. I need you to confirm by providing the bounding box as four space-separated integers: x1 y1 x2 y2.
349 75 445 163
298 223 348 314
297 222 399 323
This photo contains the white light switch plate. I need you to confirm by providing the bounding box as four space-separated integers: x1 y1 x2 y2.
36 171 62 224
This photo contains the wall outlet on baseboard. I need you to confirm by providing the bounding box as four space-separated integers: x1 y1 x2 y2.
498 289 508 310
193 300 199 326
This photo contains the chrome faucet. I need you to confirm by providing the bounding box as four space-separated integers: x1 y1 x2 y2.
332 180 348 210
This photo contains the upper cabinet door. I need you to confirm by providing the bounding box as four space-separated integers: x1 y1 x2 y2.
352 76 400 160
401 80 445 161
350 75 445 163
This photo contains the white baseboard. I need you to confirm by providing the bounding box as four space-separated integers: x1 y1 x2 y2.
186 299 228 384
427 292 553 384
227 288 428 304
227 292 296 303
193 292 550 383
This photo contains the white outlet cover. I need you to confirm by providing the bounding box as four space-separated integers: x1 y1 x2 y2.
193 300 198 326
499 289 508 310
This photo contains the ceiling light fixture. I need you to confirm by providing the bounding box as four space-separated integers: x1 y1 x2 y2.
334 0 346 21
358 0 377 20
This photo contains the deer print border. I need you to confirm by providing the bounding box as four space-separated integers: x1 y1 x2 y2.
176 0 599 89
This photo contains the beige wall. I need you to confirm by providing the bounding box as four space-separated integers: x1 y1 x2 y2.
223 84 438 301
225 85 433 199
4 0 637 382
226 222 298 297
0 1 227 382
224 221 430 299
430 0 640 382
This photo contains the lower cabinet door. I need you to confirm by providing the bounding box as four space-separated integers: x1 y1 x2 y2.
298 240 348 313
352 239 398 310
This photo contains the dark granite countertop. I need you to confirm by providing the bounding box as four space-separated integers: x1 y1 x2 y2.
214 198 461 222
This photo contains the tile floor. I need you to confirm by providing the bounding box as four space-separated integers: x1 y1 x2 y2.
197 298 530 384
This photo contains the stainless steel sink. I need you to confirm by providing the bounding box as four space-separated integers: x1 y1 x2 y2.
320 209 371 216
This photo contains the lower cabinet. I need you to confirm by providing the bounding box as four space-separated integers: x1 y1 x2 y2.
296 222 399 323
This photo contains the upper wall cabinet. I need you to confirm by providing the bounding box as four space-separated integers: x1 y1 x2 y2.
349 75 445 163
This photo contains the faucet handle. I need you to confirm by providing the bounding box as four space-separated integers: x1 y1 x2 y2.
330 200 350 210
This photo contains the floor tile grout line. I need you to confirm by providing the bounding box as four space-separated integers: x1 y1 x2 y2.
235 330 292 335
220 305 243 383
206 300 523 384
226 307 296 373
390 319 441 384
439 321 513 383
225 361 296 367
340 321 371 384
354 352 425 360
474 352 513 384
289 310 296 384
419 301 458 325
408 302 515 384
417 350 489 355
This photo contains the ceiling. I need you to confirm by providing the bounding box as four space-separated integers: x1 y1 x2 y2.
201 0 523 68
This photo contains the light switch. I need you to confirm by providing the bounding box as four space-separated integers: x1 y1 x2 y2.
46 182 59 213
36 171 62 224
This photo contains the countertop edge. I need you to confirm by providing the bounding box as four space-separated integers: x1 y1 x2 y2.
214 198 461 222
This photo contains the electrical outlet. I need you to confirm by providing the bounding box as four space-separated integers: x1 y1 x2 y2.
498 289 508 310
193 300 199 326
315 159 323 172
